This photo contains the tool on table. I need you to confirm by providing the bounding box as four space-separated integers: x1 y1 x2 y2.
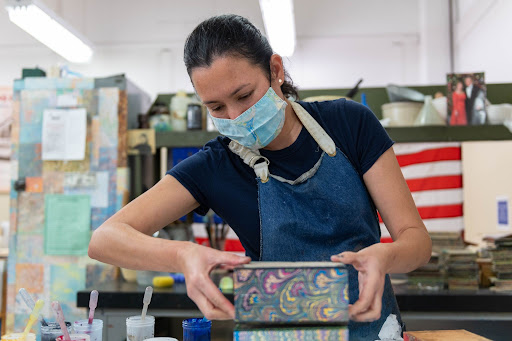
51 301 71 341
141 286 153 321
88 290 99 324
22 299 44 338
19 288 48 326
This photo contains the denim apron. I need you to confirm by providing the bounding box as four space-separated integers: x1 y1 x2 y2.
229 101 402 340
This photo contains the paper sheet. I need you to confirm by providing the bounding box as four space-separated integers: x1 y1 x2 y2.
42 108 87 161
44 194 91 255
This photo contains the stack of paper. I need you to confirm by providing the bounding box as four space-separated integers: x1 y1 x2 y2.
407 252 445 290
442 250 479 290
490 237 512 292
429 232 466 252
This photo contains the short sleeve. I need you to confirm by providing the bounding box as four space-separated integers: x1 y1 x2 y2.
344 100 394 174
166 148 216 216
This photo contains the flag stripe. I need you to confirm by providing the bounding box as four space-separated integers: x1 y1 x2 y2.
393 142 461 155
418 204 463 219
380 217 464 237
406 175 463 192
411 188 463 207
400 160 462 179
396 147 461 167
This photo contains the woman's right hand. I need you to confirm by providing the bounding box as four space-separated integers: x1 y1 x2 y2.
179 242 251 320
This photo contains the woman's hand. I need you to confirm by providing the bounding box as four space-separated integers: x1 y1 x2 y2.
179 242 251 320
331 244 390 323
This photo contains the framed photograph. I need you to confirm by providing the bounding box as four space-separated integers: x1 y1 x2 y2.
447 72 487 125
127 129 156 155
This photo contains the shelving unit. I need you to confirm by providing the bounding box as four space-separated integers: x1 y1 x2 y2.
155 125 512 148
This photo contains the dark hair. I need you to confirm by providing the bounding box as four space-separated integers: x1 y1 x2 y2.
184 14 299 100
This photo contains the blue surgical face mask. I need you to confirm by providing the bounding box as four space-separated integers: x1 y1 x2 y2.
209 87 287 149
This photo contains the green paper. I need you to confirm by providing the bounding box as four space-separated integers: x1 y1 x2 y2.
44 194 91 255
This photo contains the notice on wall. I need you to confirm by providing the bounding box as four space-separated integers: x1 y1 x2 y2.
42 108 87 161
497 196 510 231
44 194 91 255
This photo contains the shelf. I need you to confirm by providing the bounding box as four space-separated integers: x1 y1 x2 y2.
156 131 220 148
387 125 512 143
155 125 512 148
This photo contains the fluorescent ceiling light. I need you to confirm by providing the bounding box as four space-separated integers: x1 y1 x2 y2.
5 0 93 63
259 0 296 57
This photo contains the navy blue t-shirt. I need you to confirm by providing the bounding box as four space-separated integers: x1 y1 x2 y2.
167 99 394 260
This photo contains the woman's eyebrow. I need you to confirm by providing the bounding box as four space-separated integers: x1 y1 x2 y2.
203 83 251 105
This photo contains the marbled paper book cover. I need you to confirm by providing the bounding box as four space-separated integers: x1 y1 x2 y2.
234 262 349 323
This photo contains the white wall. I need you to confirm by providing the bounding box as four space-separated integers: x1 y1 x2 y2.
453 0 512 83
0 0 455 100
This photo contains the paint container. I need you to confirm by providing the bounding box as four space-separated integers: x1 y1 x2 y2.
1 333 36 341
56 334 91 341
41 321 73 341
74 319 103 341
182 318 211 341
126 315 155 341
143 338 178 341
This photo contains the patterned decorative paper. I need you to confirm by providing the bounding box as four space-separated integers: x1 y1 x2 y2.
233 326 349 341
19 90 56 144
25 177 43 192
42 171 64 193
15 263 44 294
17 192 44 235
234 264 349 323
98 88 119 149
18 143 42 178
16 235 44 263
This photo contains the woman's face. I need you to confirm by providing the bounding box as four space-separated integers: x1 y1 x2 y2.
455 82 463 91
190 54 285 119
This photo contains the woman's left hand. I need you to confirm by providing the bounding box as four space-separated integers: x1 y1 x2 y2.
331 244 390 323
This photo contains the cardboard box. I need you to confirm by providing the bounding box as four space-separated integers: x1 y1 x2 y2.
234 262 349 323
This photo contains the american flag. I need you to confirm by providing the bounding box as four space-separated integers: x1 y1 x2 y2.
193 142 463 250
380 142 463 242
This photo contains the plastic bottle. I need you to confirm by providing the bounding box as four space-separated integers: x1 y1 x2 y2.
170 91 191 132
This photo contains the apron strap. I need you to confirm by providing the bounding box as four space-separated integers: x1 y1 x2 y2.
290 101 336 157
228 101 336 181
229 140 270 182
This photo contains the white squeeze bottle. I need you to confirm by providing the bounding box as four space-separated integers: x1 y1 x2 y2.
170 91 191 132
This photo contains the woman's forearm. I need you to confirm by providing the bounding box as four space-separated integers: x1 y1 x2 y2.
88 222 189 273
369 227 432 274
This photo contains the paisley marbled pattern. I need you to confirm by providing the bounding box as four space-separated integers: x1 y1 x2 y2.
234 267 349 323
233 326 349 341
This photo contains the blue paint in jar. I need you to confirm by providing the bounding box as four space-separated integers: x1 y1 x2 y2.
182 318 211 341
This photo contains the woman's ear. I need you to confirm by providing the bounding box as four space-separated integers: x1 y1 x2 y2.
269 54 285 84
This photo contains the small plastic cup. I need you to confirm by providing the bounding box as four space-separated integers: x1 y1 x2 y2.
1 333 36 341
41 321 73 341
182 318 211 341
56 334 91 341
74 319 103 341
126 315 155 341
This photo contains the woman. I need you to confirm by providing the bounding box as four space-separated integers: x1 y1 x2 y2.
89 14 431 340
451 81 467 125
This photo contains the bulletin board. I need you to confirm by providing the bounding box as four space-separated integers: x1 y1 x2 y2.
5 77 129 332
